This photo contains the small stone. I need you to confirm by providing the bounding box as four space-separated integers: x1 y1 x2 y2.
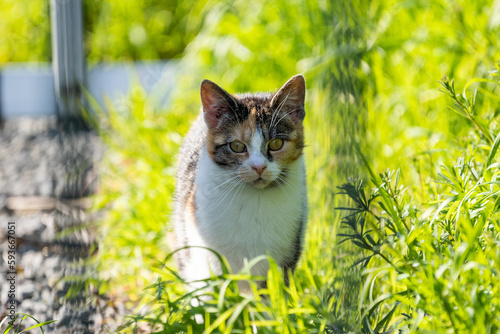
56 305 71 328
52 296 62 311
21 251 44 277
79 310 92 325
18 299 35 313
20 282 36 299
41 288 52 302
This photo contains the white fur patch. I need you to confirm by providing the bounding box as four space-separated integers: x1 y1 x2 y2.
187 145 306 282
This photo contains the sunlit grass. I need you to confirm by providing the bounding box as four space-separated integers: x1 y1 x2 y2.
0 313 56 334
2 0 500 331
90 0 500 332
338 69 500 331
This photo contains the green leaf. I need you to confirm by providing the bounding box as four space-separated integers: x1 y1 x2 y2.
374 302 399 332
19 320 58 334
463 77 500 92
352 239 372 251
431 195 459 223
486 132 500 167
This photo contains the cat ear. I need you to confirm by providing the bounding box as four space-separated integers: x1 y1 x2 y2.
200 79 238 129
270 74 306 123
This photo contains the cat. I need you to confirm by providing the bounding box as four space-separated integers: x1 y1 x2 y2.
171 74 307 290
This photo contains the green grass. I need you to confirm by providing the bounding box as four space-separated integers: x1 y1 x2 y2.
338 68 500 331
0 313 56 334
2 0 500 331
79 0 500 332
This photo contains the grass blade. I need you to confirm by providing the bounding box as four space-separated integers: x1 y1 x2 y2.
487 131 500 167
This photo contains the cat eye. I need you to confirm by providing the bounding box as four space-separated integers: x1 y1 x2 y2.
268 138 284 151
229 140 247 153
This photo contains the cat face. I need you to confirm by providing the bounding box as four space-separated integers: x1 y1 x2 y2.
200 75 306 189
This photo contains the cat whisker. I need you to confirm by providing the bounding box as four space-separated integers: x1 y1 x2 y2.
231 180 246 204
211 181 241 206
210 177 246 208
271 108 301 132
208 179 243 212
274 178 295 201
206 170 239 186
212 174 241 191
217 179 246 216
269 99 283 131
270 93 290 131
277 175 294 190
208 170 239 180
274 178 286 191
274 92 290 115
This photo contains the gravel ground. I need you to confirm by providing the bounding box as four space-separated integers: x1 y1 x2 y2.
0 117 126 333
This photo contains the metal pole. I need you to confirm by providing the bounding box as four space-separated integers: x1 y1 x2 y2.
50 0 85 121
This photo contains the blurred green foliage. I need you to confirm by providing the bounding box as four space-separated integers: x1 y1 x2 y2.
0 0 208 64
0 0 51 63
90 87 186 301
83 0 209 62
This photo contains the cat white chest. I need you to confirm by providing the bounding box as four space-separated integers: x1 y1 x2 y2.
194 150 306 275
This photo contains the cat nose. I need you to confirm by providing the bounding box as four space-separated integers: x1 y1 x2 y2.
252 164 267 176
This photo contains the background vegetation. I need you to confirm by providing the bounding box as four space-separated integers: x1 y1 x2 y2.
0 0 50 63
3 0 500 332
